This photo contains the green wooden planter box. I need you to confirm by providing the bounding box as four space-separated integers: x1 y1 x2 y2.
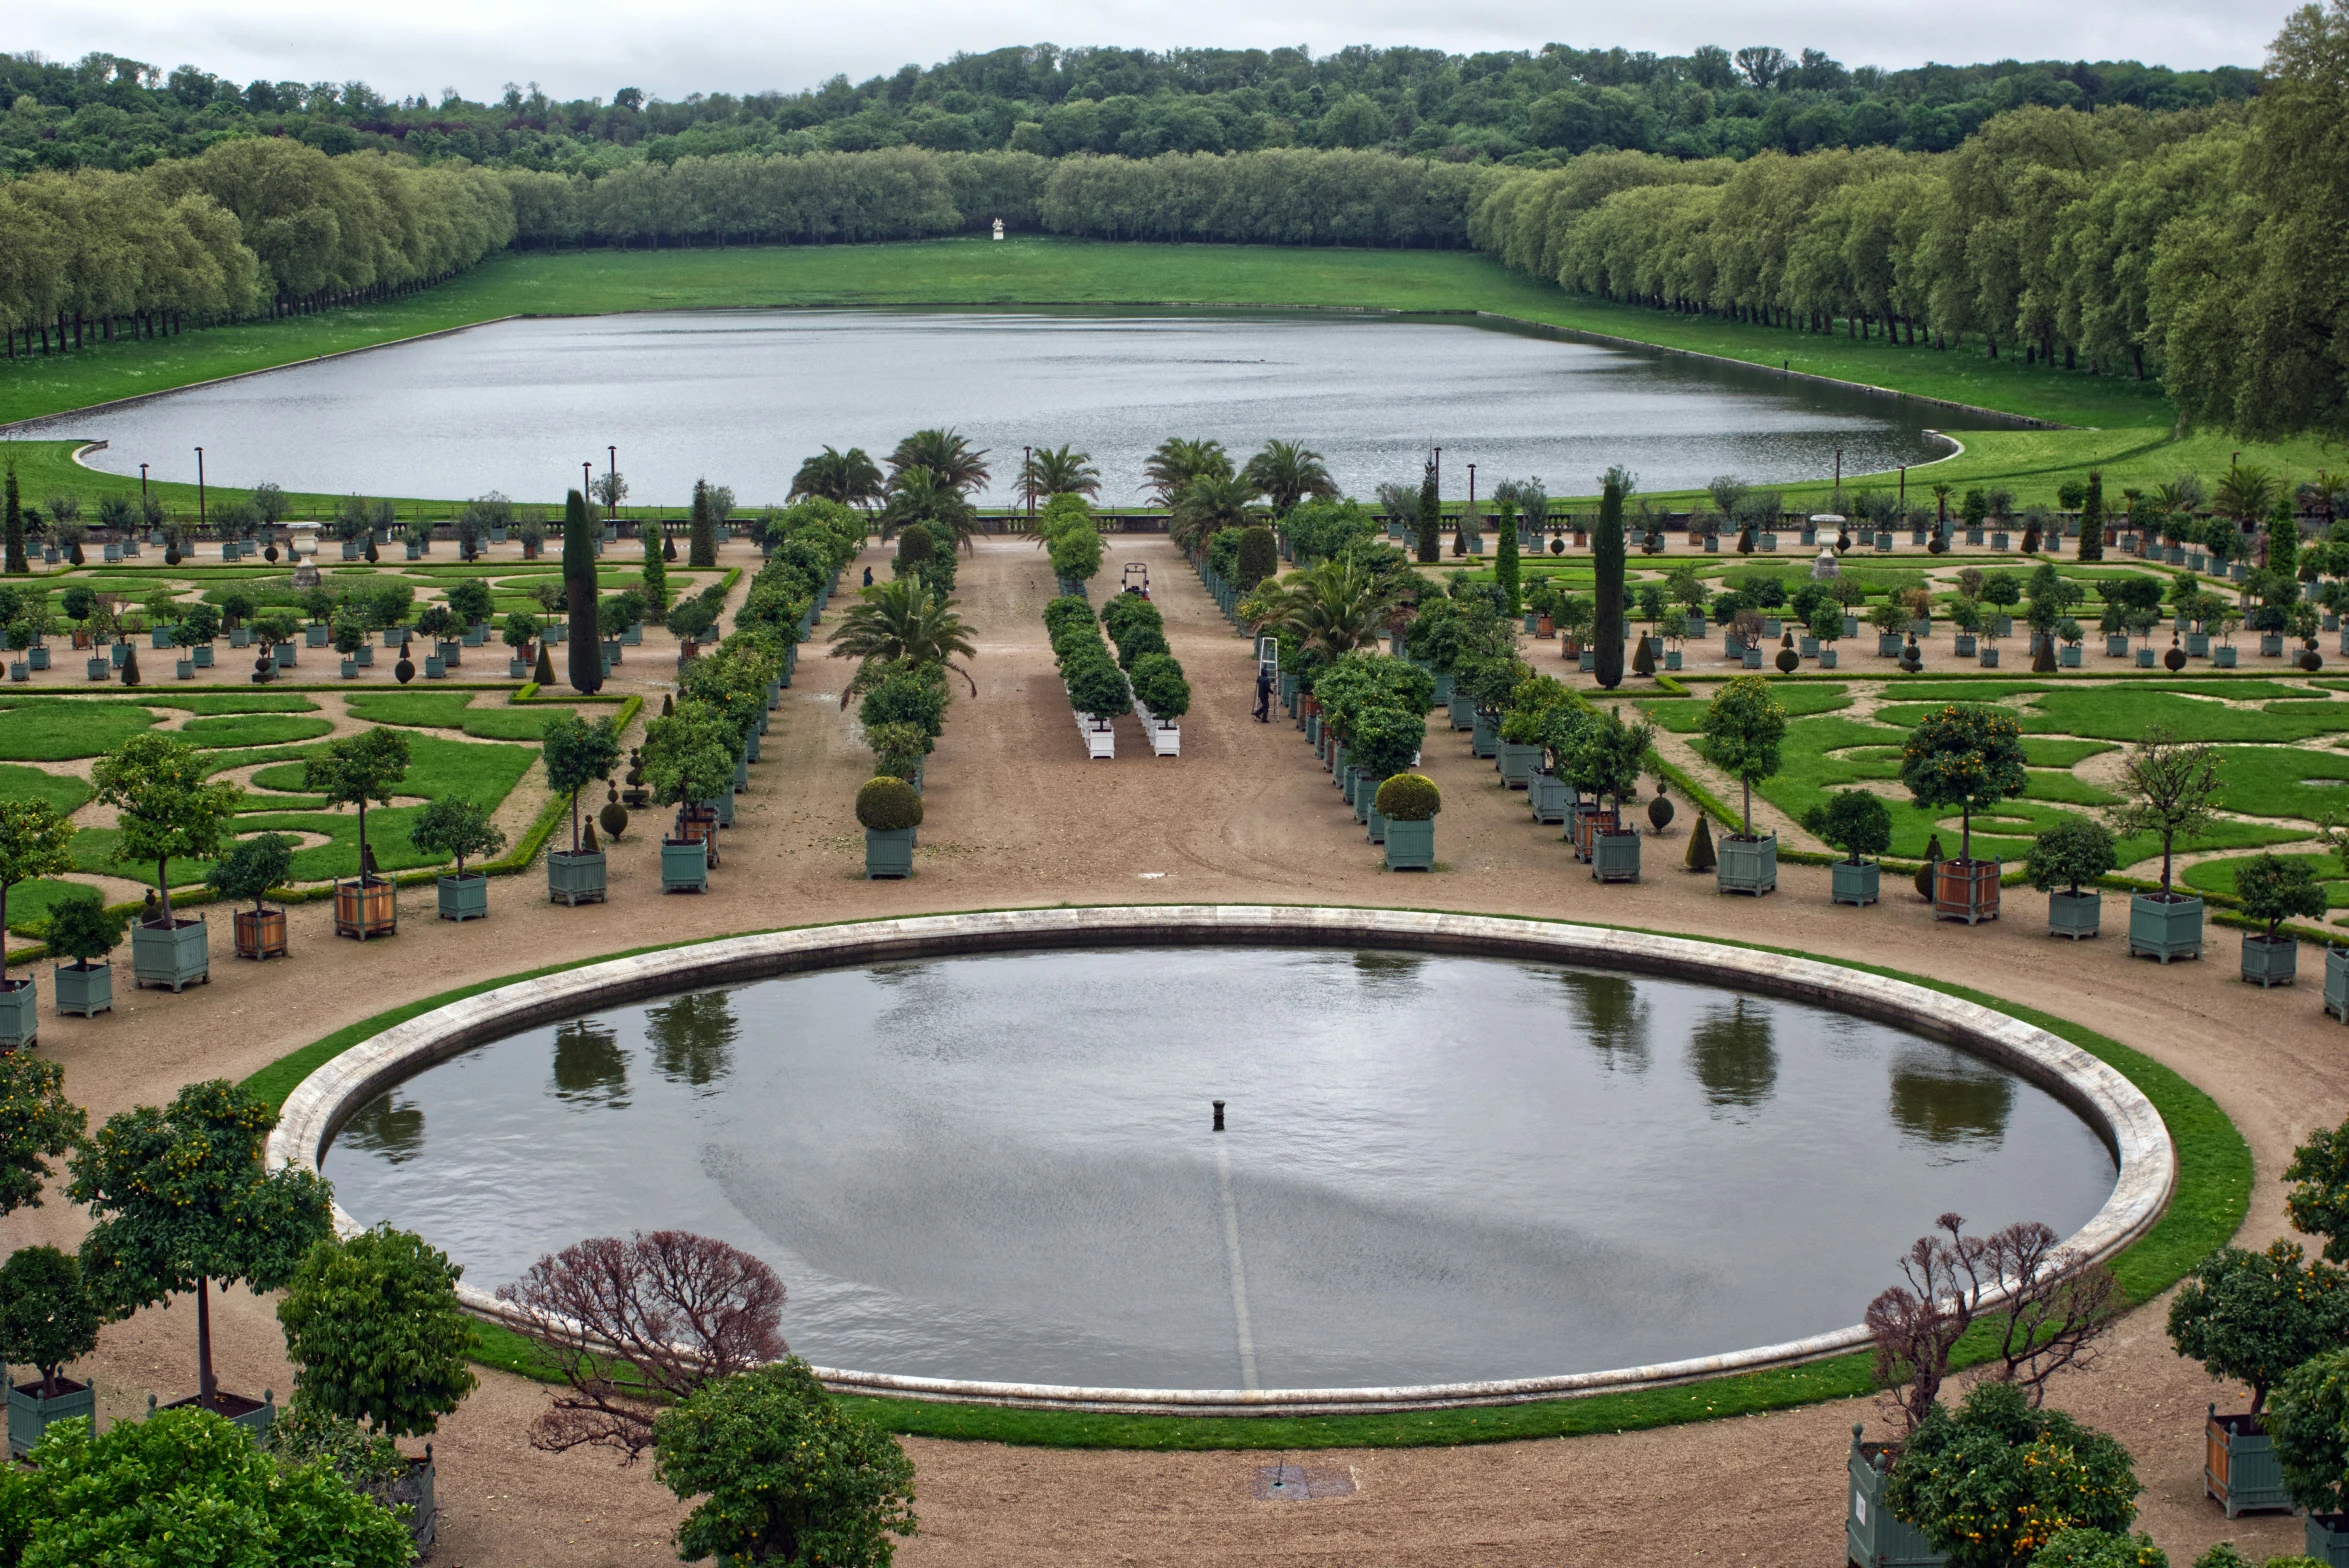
340 658 359 679
157 1388 275 1434
1831 860 1880 907
1716 834 1777 896
663 838 710 893
305 623 330 647
546 850 607 906
10 1378 94 1458
2129 893 2204 962
865 827 915 879
27 647 50 669
2206 1408 2293 1517
732 756 750 793
1470 712 1499 757
1592 829 1640 884
1352 770 1374 824
2214 646 2239 667
1528 771 1572 824
1497 740 1540 789
0 978 35 1050
2242 934 2298 988
1954 634 1977 657
436 873 489 922
2048 890 2102 939
2328 947 2349 1022
53 960 111 1017
1447 693 1476 731
1367 803 1388 843
422 654 446 679
1848 1426 1946 1568
1383 818 1434 871
2311 1513 2349 1566
130 916 209 992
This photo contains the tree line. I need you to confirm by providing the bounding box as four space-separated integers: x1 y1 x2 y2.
0 137 513 357
0 42 2256 178
1471 1 2349 443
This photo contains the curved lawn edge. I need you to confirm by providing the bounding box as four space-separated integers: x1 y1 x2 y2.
240 906 2248 1451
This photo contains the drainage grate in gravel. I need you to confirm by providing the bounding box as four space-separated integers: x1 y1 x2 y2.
1252 1463 1357 1501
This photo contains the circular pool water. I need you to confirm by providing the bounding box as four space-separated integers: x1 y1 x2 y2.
27 309 1991 504
320 942 2119 1394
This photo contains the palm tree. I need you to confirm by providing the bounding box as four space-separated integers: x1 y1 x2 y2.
879 467 978 555
1143 437 1232 507
1243 440 1337 516
2213 461 2279 527
1170 471 1263 551
1018 445 1102 508
791 446 884 510
828 577 978 695
1246 556 1402 661
888 429 990 496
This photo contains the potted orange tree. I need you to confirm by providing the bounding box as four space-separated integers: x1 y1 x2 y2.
2026 817 2116 939
205 832 294 960
1900 704 2027 925
410 799 506 922
2111 726 2222 962
305 728 411 941
1698 675 1785 896
2236 853 2327 987
92 733 238 992
543 714 621 906
1805 789 1891 907
0 799 76 1047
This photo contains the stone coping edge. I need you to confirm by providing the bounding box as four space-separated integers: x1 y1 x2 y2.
263 905 2172 1417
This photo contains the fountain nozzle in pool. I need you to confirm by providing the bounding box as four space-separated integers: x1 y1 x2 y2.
1213 1100 1225 1132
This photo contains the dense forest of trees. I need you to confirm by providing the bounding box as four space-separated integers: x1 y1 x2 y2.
1 10 2341 441
0 40 2258 176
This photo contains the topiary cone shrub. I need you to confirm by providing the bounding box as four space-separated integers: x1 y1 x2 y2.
856 776 924 833
1684 813 1715 872
532 644 556 685
1915 831 1943 899
1373 773 1440 822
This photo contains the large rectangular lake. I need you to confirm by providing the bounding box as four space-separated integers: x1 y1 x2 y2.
34 308 1995 506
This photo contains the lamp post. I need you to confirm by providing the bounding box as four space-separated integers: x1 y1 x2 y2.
582 461 591 509
1833 447 1842 492
1024 446 1033 524
138 463 148 501
1433 446 1442 541
607 446 618 529
194 447 205 534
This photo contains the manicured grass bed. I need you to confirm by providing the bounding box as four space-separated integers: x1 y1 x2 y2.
2185 852 2349 908
175 713 337 748
1878 690 2349 745
0 699 157 760
344 691 585 741
239 913 2247 1451
0 762 91 816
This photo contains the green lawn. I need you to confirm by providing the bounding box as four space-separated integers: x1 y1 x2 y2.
0 699 156 760
2185 851 2349 908
175 713 336 748
344 690 586 740
0 237 2336 516
1876 690 2349 745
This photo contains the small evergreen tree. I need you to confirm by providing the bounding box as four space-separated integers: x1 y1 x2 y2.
1696 675 1786 838
1492 501 1521 618
2077 470 2105 562
562 489 603 694
3 465 24 575
1684 812 1716 872
1592 467 1629 689
278 1225 478 1438
689 478 718 569
1414 455 1441 564
640 519 669 621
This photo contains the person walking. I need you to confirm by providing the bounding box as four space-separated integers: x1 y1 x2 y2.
1253 667 1272 722
862 566 874 587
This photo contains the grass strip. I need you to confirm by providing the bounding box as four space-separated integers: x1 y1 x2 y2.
240 909 2247 1450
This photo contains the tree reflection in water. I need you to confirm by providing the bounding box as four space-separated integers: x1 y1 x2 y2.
1888 1048 2014 1146
339 1093 425 1163
551 1019 629 1108
646 990 740 1094
1559 971 1650 1073
1690 997 1777 1111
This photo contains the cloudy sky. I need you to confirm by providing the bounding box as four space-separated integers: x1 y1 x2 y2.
10 0 2292 102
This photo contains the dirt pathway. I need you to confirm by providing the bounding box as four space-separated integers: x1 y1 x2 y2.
0 538 2328 1567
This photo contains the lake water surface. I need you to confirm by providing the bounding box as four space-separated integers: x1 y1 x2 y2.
35 309 1990 506
324 947 2114 1390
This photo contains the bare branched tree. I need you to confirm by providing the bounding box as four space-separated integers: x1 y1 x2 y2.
496 1230 786 1462
1865 1212 2118 1435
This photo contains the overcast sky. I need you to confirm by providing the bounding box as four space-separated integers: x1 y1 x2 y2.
10 0 2293 103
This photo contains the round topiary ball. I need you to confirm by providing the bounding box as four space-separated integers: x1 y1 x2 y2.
1374 772 1441 822
856 776 924 832
2304 649 2325 673
1775 647 1800 673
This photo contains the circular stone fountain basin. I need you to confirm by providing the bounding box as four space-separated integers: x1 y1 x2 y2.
292 912 2150 1407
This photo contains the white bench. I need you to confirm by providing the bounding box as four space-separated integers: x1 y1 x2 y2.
1133 701 1181 758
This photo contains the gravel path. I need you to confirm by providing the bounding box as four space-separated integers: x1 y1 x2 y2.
0 536 2326 1567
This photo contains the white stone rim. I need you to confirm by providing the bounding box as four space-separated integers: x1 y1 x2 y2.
265 906 2174 1417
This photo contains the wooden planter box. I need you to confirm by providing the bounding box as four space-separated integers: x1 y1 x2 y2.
53 960 110 1017
2328 946 2349 1022
547 850 607 906
2207 1407 2292 1517
334 879 397 940
1383 818 1435 871
1447 693 1476 731
436 874 489 922
131 916 210 991
1470 712 1499 759
1592 829 1641 884
1366 804 1388 844
0 978 35 1049
1352 769 1374 824
1528 770 1572 824
1848 1425 1946 1568
1933 859 2001 924
660 838 709 893
233 907 288 960
1571 805 1619 861
9 1377 94 1458
865 827 914 880
2242 934 2299 988
2129 892 2204 962
1497 740 1540 788
1831 860 1880 907
2214 646 2239 667
1717 834 1777 896
159 1387 275 1434
2310 1513 2349 1566
2045 889 2102 939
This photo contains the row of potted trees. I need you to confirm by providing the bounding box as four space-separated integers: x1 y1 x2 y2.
1100 591 1190 756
